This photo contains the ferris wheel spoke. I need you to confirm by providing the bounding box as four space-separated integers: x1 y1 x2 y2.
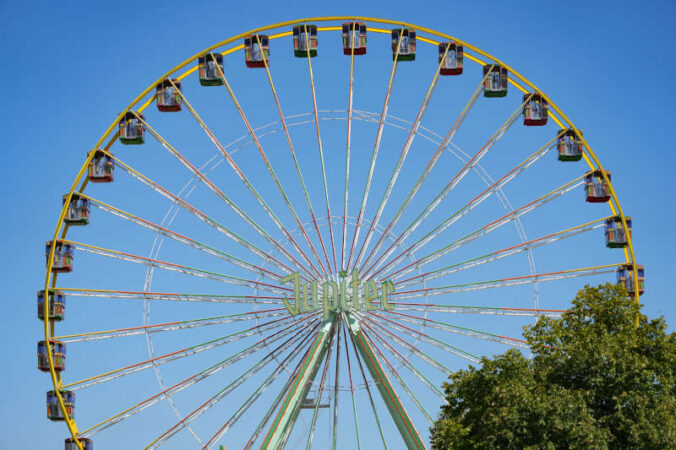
133 113 321 280
388 302 564 317
174 73 331 280
64 239 290 294
357 313 453 384
374 173 586 282
397 216 608 289
302 31 339 274
340 317 361 450
383 310 530 349
358 66 493 273
362 95 548 280
393 263 623 300
59 288 286 305
65 314 307 392
304 321 335 450
54 308 286 343
201 319 320 450
352 44 452 271
145 319 320 449
362 312 480 364
251 41 335 277
341 28 359 273
80 314 317 437
359 322 436 423
346 30 404 272
81 193 285 283
107 151 310 281
243 324 319 450
346 319 389 449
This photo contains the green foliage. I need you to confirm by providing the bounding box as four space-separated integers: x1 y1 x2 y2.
430 284 676 449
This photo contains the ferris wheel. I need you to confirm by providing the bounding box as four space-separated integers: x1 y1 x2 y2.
40 17 643 449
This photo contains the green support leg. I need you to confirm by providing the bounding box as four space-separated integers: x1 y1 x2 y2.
346 314 425 450
261 315 336 449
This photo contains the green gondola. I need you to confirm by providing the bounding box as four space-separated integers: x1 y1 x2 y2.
293 24 317 58
557 129 584 161
118 111 145 145
483 64 508 97
198 53 224 86
392 27 416 61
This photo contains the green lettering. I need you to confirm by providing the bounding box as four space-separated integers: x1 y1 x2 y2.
281 272 300 315
382 280 395 310
365 281 378 311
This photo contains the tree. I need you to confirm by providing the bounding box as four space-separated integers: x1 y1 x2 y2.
430 284 676 449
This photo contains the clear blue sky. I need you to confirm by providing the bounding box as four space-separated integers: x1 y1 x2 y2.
1 0 674 448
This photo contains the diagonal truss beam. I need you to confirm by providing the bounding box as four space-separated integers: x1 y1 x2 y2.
261 314 337 449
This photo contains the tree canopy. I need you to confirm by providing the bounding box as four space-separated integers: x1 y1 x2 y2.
430 283 676 449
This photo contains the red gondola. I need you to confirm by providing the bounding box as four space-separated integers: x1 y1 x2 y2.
439 42 463 75
342 22 367 55
155 79 182 112
46 240 73 273
523 93 548 126
87 149 114 182
244 34 269 68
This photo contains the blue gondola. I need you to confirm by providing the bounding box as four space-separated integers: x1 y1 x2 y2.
65 437 93 450
605 216 632 248
585 170 611 203
38 340 66 372
47 390 75 421
46 240 73 273
617 264 645 297
38 289 66 321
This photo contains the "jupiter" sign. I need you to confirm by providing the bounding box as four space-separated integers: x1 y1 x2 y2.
280 270 395 317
